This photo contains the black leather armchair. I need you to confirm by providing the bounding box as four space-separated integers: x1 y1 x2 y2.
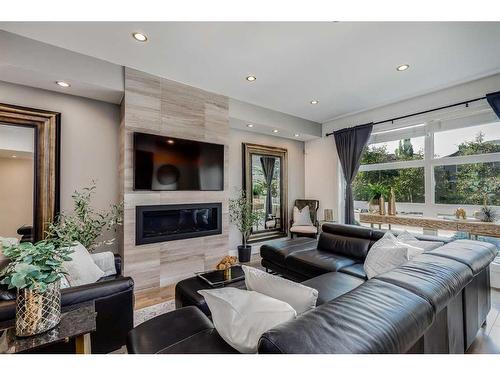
0 254 134 354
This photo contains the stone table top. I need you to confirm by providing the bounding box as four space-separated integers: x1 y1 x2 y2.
0 301 96 354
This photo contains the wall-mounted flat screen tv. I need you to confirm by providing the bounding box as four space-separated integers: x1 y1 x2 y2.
134 132 224 191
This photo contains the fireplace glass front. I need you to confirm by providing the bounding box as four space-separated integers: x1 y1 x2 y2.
136 203 222 245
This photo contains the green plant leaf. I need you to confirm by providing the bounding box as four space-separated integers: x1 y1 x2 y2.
10 273 27 289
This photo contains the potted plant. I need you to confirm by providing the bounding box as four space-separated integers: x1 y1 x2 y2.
478 206 497 222
229 190 262 263
367 183 389 214
0 240 73 337
46 182 123 252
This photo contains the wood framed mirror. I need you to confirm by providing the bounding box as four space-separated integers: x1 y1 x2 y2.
243 143 288 243
0 103 60 242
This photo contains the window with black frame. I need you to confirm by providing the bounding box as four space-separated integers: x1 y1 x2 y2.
352 102 500 243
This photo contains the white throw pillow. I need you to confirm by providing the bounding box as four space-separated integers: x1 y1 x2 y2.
62 242 105 287
90 251 117 277
290 225 318 234
397 231 444 252
382 231 426 259
0 237 19 246
364 232 410 279
293 206 313 226
242 265 318 314
198 288 296 353
59 276 71 289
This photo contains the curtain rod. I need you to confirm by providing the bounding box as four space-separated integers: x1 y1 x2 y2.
325 95 486 137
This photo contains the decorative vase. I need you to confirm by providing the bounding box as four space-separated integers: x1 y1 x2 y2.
455 207 466 220
388 188 396 216
15 281 61 337
368 198 380 213
237 245 252 263
379 197 386 215
223 268 232 280
324 209 334 222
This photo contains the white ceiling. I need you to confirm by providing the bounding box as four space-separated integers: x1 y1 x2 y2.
1 22 500 123
0 31 124 104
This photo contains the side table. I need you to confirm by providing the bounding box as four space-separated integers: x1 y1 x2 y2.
0 301 96 354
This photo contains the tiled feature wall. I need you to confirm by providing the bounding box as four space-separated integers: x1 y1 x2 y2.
120 67 230 291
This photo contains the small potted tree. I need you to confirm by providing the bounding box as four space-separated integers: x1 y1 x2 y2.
0 240 73 337
46 182 123 252
229 190 262 263
367 183 389 215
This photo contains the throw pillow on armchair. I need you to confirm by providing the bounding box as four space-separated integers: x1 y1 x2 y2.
292 206 313 226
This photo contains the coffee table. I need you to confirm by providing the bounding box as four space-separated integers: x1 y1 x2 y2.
176 266 247 316
196 265 245 286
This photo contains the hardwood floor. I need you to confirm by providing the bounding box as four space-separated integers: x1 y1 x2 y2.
134 284 176 310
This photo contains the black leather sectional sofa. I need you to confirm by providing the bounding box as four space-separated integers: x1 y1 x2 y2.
260 224 496 353
0 255 134 354
260 224 453 281
128 224 497 354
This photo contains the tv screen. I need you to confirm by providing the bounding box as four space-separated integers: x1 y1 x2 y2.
134 132 224 191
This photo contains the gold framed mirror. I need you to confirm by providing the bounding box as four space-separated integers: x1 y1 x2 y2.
243 143 288 243
0 103 60 242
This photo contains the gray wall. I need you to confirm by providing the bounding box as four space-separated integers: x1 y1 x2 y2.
0 80 121 250
228 128 305 253
0 157 33 238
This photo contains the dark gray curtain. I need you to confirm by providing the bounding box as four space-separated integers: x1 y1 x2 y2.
333 123 373 225
260 156 276 217
486 91 500 119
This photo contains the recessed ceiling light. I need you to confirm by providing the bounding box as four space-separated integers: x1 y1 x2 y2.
272 129 279 133
11 155 17 158
310 100 319 105
396 64 410 72
167 139 174 144
246 75 257 82
132 32 148 42
56 81 70 88
247 124 254 128
294 134 300 137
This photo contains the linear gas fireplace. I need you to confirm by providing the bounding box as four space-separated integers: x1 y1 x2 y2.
136 203 222 245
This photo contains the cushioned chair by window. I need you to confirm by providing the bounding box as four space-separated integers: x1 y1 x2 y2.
265 215 277 229
290 199 319 239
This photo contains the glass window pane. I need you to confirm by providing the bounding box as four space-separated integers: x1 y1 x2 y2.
353 167 425 203
434 121 500 158
360 136 424 165
434 162 500 205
